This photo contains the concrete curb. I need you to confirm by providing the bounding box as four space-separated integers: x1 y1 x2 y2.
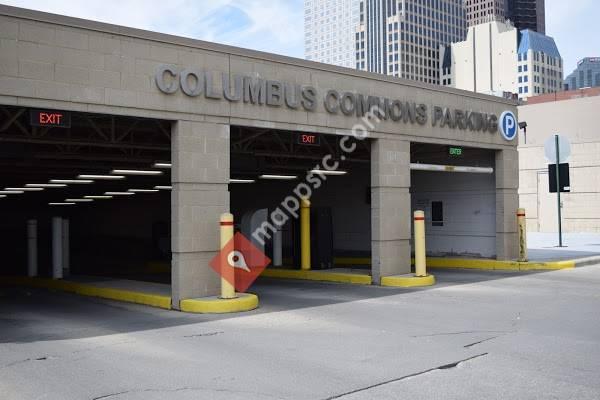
572 256 600 268
381 274 436 288
260 268 372 285
425 257 576 271
0 276 172 309
180 293 258 314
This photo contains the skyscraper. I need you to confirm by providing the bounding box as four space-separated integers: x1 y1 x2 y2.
355 0 467 84
465 0 545 34
465 0 508 27
507 0 545 34
304 0 361 68
564 58 600 91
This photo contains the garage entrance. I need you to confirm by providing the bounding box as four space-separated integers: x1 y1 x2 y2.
230 126 371 271
410 143 497 258
0 106 172 282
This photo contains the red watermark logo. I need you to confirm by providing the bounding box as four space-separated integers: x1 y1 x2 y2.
209 232 271 293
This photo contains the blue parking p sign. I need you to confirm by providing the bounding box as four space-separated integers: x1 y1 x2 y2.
499 111 517 141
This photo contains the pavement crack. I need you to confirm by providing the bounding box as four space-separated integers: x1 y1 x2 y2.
91 391 131 400
464 336 501 348
183 331 224 338
1 341 134 370
1 356 57 369
323 353 488 400
1 358 32 369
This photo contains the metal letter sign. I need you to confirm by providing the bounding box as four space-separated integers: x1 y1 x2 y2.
499 111 517 141
154 65 507 135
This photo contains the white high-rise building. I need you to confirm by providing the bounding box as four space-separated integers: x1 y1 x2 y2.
355 0 468 84
440 20 563 100
304 0 360 68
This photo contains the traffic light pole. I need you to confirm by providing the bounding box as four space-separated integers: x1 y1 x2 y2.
555 134 563 247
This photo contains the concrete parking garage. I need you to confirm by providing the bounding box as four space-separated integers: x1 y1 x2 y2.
0 5 520 309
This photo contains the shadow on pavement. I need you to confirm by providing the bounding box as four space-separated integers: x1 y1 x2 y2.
0 267 566 344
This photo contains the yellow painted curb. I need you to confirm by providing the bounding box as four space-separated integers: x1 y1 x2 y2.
0 276 172 310
261 268 372 285
381 274 436 288
421 257 576 271
180 293 258 314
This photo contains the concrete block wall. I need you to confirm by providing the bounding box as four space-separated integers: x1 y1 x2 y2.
0 9 517 146
171 121 229 307
496 149 519 259
371 139 411 282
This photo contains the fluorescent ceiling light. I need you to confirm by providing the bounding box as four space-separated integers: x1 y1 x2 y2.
51 179 94 184
105 192 135 196
0 190 24 194
259 174 297 180
153 162 172 168
154 186 173 190
309 169 348 176
0 195 6 198
128 189 159 193
229 179 256 184
65 199 94 202
111 169 163 176
5 187 44 191
84 195 113 199
26 183 67 188
78 175 125 180
49 203 75 206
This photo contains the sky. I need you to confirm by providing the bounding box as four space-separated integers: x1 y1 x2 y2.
1 0 598 74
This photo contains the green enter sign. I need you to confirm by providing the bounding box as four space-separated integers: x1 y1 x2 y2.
449 147 463 157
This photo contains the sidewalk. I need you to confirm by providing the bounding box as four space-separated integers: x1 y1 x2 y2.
527 233 600 263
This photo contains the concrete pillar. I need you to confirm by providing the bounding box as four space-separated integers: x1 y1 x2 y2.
371 139 412 284
52 217 63 279
171 120 230 309
495 148 519 260
62 219 70 277
273 228 283 267
27 219 38 277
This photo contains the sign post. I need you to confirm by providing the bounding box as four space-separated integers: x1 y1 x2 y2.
554 135 563 247
545 134 570 247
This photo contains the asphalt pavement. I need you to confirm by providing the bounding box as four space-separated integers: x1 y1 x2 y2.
1 265 600 400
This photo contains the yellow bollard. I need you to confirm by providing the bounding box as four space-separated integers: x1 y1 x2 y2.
220 213 236 299
517 208 528 262
300 198 311 271
414 210 427 277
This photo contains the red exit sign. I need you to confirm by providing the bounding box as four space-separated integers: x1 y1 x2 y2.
30 109 71 128
296 133 320 146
